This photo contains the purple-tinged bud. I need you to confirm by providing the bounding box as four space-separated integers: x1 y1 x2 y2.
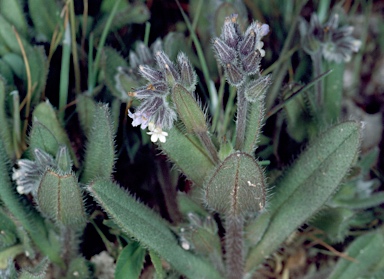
238 27 256 56
150 38 163 55
245 75 271 102
241 50 262 75
129 52 140 69
152 103 177 130
129 82 168 99
136 42 152 64
213 38 237 65
138 97 164 115
224 63 245 87
156 51 180 86
139 65 164 83
177 52 197 92
221 14 241 49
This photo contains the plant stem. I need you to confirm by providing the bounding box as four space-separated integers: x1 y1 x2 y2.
311 51 324 107
69 0 81 94
225 215 245 279
235 86 248 150
59 23 71 122
197 132 220 164
88 0 122 94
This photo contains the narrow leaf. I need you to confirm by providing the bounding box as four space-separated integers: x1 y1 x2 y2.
81 104 115 183
159 126 215 187
327 231 384 279
88 178 222 279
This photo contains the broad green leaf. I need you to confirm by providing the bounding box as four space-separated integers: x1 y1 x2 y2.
245 121 361 274
115 241 146 279
88 178 223 279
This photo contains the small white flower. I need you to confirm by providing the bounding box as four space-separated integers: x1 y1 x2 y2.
147 123 168 143
128 110 150 129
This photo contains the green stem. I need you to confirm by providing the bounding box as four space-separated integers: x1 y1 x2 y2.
176 0 216 115
225 215 244 279
144 22 151 46
311 51 324 107
88 0 122 94
265 0 308 110
69 0 81 94
221 86 237 139
235 86 248 150
59 23 71 122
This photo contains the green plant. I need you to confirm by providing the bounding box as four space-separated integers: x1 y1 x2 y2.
0 1 382 279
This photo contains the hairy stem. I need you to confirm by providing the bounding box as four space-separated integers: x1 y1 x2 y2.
312 51 324 107
225 215 244 279
235 86 248 150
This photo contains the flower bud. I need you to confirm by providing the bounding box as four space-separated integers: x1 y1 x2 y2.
131 82 168 99
138 65 164 83
221 14 241 49
213 38 237 65
55 145 72 173
224 63 245 87
156 51 180 87
241 50 261 75
129 52 140 69
245 75 271 102
238 25 256 56
177 52 197 92
136 42 152 65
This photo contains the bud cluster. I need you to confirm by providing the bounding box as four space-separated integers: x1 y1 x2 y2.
213 14 269 87
115 40 163 101
12 146 72 195
128 50 197 143
299 13 361 63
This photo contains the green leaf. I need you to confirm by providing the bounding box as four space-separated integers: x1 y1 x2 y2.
93 3 150 37
0 0 28 36
245 121 361 274
37 170 86 227
29 121 59 158
102 47 130 102
32 101 79 167
27 46 48 105
159 126 215 187
88 178 223 279
28 0 61 41
0 78 14 159
149 250 165 279
19 257 49 279
243 96 266 154
204 152 266 216
0 141 62 265
81 104 115 183
327 231 384 279
76 94 97 137
115 241 146 279
65 257 91 279
0 15 29 55
172 84 207 134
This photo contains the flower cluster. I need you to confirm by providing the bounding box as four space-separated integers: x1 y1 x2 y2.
299 13 361 63
128 50 197 143
115 40 163 101
213 14 270 87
